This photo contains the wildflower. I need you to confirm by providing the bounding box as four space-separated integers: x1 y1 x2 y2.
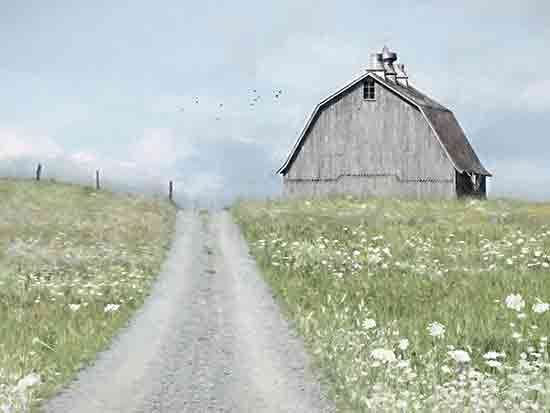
505 293 525 312
517 312 527 320
363 318 376 330
448 349 471 363
14 372 41 393
104 304 120 313
427 322 446 338
396 360 410 369
486 360 502 368
483 351 505 360
68 304 81 312
532 301 550 314
370 348 396 363
398 338 409 351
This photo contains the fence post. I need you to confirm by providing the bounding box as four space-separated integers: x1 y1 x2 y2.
36 163 42 181
96 170 100 190
169 181 174 202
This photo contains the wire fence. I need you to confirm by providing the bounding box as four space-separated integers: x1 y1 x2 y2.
31 162 178 206
12 161 283 211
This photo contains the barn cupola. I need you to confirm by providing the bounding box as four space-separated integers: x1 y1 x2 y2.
395 63 409 87
381 45 398 83
367 52 385 77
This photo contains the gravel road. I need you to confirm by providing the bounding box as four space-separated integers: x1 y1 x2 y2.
41 210 336 413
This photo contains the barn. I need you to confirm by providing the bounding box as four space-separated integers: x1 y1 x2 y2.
277 46 492 199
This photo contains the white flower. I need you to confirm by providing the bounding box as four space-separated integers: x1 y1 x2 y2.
370 348 396 363
517 312 527 319
486 360 502 368
505 293 525 312
483 351 506 360
14 372 41 393
533 301 550 314
427 322 446 338
368 254 383 265
448 349 471 363
363 318 377 330
104 304 120 313
396 360 410 369
68 304 81 312
398 338 409 351
353 250 361 256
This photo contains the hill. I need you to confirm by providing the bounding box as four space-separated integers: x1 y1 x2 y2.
0 178 177 412
233 196 550 412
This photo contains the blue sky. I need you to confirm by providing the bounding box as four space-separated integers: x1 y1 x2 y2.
1 1 549 204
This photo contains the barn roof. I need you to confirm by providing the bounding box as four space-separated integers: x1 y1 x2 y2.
277 72 492 177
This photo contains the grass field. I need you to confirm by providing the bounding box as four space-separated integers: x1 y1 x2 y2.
0 178 177 412
233 195 550 412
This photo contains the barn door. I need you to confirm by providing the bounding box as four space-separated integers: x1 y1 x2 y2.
456 171 485 198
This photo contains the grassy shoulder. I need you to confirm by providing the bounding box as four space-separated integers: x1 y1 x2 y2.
0 178 177 412
233 195 550 412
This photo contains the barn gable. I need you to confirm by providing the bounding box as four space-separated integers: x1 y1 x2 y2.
277 71 491 178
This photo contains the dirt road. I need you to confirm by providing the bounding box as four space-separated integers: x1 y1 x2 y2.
41 210 336 413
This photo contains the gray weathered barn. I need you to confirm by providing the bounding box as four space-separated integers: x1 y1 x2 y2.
277 46 492 199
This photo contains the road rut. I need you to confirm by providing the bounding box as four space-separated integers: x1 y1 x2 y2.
41 210 336 412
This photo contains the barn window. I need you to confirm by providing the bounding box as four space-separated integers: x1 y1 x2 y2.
363 77 376 100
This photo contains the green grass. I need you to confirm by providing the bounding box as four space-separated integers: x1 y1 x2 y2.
0 178 177 412
233 195 550 412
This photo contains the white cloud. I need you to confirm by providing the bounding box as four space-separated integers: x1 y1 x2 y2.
175 172 224 199
521 79 550 112
70 150 99 165
0 127 62 160
129 128 185 167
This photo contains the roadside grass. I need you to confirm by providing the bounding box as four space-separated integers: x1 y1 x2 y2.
0 178 177 412
233 195 550 412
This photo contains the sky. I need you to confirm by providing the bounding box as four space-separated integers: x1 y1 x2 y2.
1 0 549 205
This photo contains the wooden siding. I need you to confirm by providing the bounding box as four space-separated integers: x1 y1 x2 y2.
283 80 455 198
